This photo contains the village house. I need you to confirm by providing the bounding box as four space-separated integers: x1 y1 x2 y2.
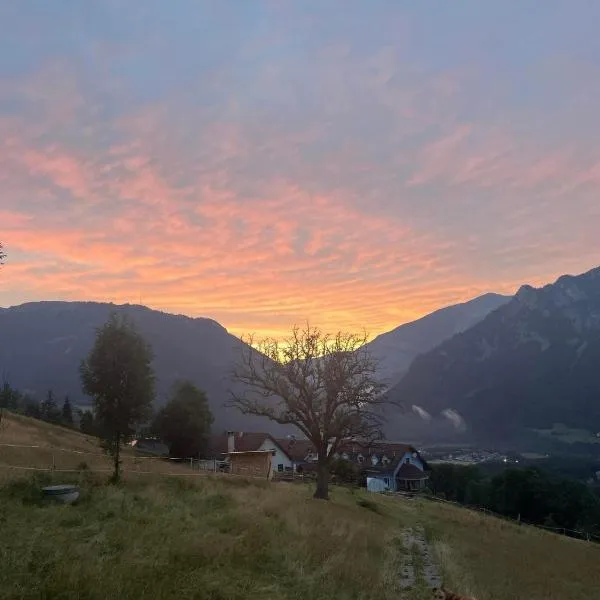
205 432 428 491
206 431 295 476
332 441 430 493
274 436 317 472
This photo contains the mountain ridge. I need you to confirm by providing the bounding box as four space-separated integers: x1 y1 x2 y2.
387 265 600 443
365 292 511 386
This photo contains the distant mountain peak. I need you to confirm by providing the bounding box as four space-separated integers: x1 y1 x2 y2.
0 300 284 434
366 292 511 385
388 264 600 443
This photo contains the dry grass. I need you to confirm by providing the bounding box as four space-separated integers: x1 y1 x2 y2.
2 414 600 599
0 412 191 478
414 499 600 600
0 474 408 600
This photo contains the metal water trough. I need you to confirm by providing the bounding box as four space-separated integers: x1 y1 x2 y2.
42 484 80 504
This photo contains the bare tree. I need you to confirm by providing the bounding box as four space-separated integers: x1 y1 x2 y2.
229 325 388 500
0 242 5 265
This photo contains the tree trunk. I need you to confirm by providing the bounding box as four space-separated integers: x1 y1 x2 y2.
113 431 121 482
314 458 330 500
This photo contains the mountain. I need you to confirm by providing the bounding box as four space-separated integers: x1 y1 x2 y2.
366 293 510 386
0 301 285 433
387 266 600 443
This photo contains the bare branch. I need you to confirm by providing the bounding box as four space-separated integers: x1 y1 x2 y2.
228 324 391 499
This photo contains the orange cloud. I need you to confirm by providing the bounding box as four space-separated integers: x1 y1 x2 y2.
2 24 600 341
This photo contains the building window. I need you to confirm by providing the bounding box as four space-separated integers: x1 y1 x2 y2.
278 464 284 472
384 478 389 486
357 454 364 464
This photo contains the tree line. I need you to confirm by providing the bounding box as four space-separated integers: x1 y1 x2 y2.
0 384 75 427
430 463 600 538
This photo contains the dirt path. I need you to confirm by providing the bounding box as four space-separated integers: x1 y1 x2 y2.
399 525 442 598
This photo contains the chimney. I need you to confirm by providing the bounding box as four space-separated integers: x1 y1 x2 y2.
227 431 235 454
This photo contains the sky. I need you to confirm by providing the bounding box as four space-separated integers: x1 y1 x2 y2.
1 1 600 340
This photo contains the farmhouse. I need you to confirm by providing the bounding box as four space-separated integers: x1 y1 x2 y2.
333 441 429 493
275 437 317 472
207 431 294 475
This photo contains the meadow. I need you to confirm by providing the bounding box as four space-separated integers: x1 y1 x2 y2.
1 413 600 600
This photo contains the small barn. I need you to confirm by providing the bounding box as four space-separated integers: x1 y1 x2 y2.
228 450 276 479
206 431 294 476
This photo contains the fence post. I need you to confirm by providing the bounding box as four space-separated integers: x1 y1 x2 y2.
52 453 55 471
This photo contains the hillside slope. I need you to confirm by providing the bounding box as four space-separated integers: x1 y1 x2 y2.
388 266 600 442
0 411 191 475
366 293 510 386
0 301 283 433
1 418 599 600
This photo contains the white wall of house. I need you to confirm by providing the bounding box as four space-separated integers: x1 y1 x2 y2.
258 438 294 474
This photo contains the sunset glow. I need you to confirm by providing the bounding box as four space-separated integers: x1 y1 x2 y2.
1 3 600 339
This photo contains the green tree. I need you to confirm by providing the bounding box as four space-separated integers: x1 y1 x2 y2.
62 396 74 426
0 382 21 410
330 458 360 484
153 381 213 458
23 398 41 419
40 389 61 423
79 409 96 435
80 313 155 481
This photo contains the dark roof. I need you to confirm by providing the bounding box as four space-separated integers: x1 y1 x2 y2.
275 438 315 462
396 463 429 481
336 440 414 458
206 432 292 460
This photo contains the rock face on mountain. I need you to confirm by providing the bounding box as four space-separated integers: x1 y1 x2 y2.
0 301 281 433
366 293 510 386
388 267 600 441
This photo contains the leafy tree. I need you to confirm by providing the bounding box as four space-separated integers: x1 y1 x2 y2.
80 313 155 482
330 458 361 484
62 396 74 426
23 399 41 419
0 382 21 410
229 324 388 500
153 381 213 458
79 409 96 436
40 389 61 423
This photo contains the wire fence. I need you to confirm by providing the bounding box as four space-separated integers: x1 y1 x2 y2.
423 494 600 544
0 442 283 482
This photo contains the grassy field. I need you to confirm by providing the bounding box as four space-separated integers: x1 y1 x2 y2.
0 411 191 477
2 414 600 600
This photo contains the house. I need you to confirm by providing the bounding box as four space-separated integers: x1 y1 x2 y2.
332 440 429 493
275 437 317 472
206 431 294 475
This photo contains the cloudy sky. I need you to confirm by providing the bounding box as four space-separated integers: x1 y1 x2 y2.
1 1 600 338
